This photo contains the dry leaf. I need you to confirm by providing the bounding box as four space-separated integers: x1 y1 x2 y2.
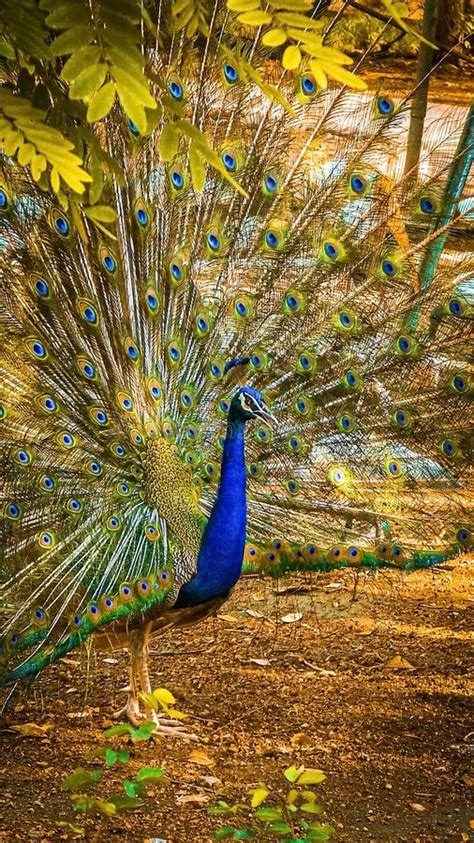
281 612 303 623
250 658 270 667
244 608 265 618
189 749 215 766
409 803 426 813
176 792 209 805
9 722 53 737
290 732 312 748
386 656 415 670
201 775 221 787
218 613 241 624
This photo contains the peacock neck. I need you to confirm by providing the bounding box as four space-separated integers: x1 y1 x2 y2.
175 413 247 607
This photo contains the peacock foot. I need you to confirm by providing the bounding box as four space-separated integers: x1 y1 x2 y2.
147 711 199 740
112 695 147 728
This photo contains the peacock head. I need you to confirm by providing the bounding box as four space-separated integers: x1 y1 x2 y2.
230 386 277 425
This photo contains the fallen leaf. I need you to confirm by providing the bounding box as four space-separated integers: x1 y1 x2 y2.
250 658 270 667
218 613 242 624
189 749 215 766
176 792 210 805
386 656 415 670
9 722 53 737
102 657 119 664
244 608 265 618
409 802 426 813
281 612 303 623
290 732 312 748
201 775 221 787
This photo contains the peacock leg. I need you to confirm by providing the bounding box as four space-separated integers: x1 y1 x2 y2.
113 625 149 727
140 632 199 740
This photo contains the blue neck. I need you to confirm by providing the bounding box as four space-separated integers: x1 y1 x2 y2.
176 414 247 606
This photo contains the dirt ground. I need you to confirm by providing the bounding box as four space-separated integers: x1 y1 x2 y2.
0 558 472 843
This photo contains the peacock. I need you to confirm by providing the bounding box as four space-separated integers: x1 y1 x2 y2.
1 1 473 735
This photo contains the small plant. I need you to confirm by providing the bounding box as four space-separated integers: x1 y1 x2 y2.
54 688 177 835
208 764 335 841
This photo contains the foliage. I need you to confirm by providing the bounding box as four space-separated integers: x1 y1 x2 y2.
0 0 375 224
51 685 335 841
209 764 335 841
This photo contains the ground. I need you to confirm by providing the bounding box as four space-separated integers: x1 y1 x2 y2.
0 558 472 843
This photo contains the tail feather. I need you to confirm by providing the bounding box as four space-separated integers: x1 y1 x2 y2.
1 13 473 686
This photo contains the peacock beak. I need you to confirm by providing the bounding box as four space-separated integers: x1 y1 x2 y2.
256 403 277 427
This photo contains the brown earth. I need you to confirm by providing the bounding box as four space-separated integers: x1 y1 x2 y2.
0 558 472 843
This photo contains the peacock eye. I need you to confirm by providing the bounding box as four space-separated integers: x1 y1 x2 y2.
245 397 253 407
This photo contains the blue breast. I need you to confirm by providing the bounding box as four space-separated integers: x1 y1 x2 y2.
176 418 246 607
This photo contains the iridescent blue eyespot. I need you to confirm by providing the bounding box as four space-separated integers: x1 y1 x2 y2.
442 440 454 456
128 118 139 135
398 337 410 352
420 197 434 213
169 344 180 361
382 260 396 277
54 215 69 235
347 372 356 386
351 175 366 194
69 498 81 511
61 433 74 446
35 278 49 297
0 189 7 209
453 375 465 392
147 293 158 310
127 345 138 360
220 400 229 413
377 96 394 115
290 437 298 449
43 476 54 489
17 449 30 464
341 415 351 429
340 311 351 327
207 232 220 251
449 299 461 315
109 517 119 528
457 528 469 543
171 262 182 280
6 503 20 519
33 341 45 358
265 230 278 248
105 598 113 608
264 174 277 192
72 615 82 628
136 208 148 226
236 301 247 316
222 152 236 171
90 461 101 474
168 80 183 100
301 74 316 95
197 317 207 332
84 363 95 378
297 399 306 411
324 242 338 259
396 410 406 426
103 254 116 272
171 170 184 189
224 63 238 82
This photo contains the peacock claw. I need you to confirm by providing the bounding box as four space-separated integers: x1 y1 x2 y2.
149 713 199 740
112 697 147 728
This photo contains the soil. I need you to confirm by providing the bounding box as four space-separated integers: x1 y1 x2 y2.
0 559 472 843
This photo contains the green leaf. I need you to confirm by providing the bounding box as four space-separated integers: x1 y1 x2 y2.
159 122 180 162
87 81 116 122
62 45 102 83
46 5 91 29
123 779 137 798
208 800 235 815
249 785 269 808
108 795 144 811
189 142 206 193
301 803 324 814
103 724 133 738
136 766 166 782
69 63 107 101
282 44 301 69
284 765 304 783
269 823 292 834
237 10 273 25
54 820 85 836
49 25 95 56
261 28 287 47
61 767 102 791
0 37 15 60
267 0 312 9
255 807 283 821
213 829 235 841
227 0 260 10
275 11 323 28
83 204 117 223
297 770 326 785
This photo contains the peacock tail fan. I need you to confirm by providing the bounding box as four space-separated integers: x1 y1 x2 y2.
1 9 473 685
